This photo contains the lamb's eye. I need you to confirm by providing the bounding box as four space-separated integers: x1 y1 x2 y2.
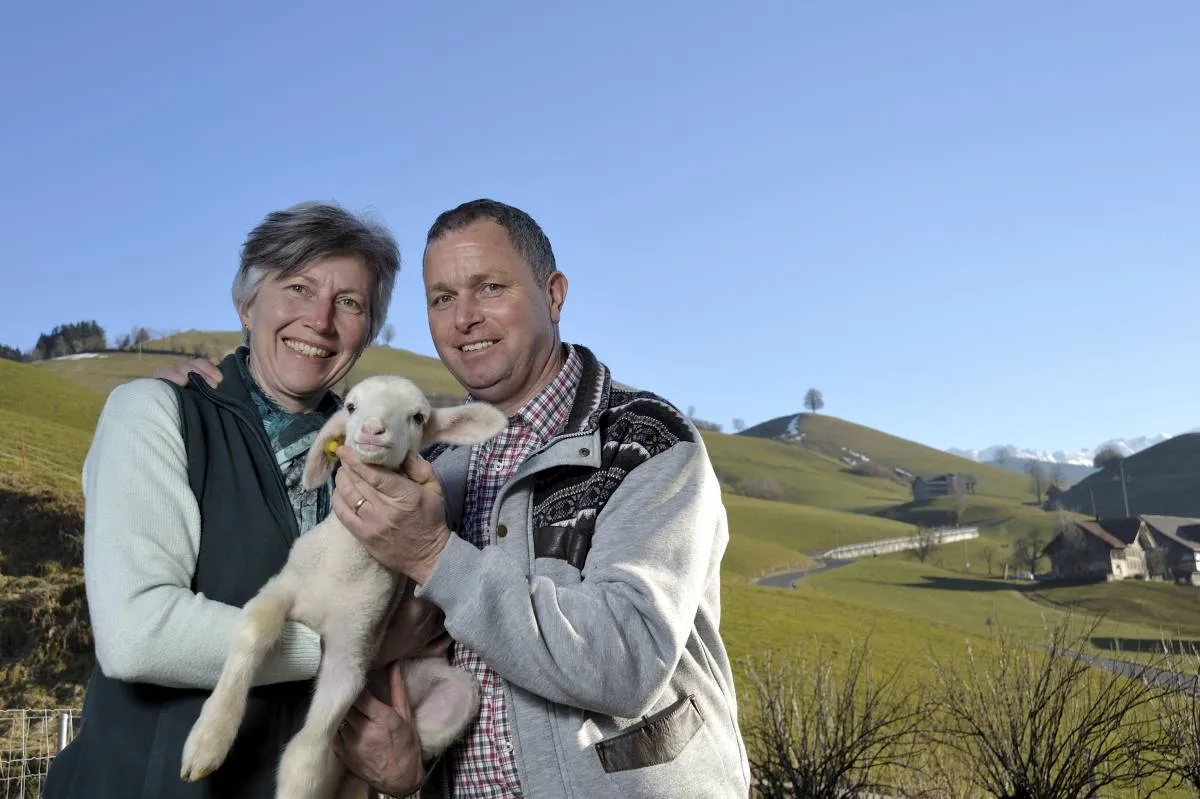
345 403 356 414
412 412 426 425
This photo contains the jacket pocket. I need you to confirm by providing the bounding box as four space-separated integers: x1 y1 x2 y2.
593 693 704 773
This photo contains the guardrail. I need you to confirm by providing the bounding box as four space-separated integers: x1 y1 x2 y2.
1 709 80 799
822 526 979 561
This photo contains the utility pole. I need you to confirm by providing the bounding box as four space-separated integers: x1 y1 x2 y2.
1119 459 1131 518
1090 488 1098 520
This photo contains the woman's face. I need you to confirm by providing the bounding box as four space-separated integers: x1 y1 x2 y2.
239 253 376 411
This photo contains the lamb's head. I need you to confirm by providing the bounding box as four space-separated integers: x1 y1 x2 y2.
301 375 507 489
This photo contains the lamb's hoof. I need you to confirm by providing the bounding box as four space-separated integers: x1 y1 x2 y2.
180 716 234 782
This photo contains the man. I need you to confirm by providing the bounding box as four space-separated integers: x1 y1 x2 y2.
161 199 751 797
331 199 750 797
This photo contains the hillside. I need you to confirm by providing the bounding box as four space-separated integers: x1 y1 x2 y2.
0 360 102 492
34 330 466 402
1055 433 1200 518
6 328 1146 717
742 411 1036 503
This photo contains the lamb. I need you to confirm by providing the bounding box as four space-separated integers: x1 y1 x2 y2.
179 374 507 799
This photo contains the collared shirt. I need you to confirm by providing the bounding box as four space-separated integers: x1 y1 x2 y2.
447 344 584 797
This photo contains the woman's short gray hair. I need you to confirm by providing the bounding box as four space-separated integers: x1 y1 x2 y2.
231 201 400 344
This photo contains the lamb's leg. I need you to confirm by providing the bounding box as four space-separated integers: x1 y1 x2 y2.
276 624 372 799
404 657 481 760
181 572 298 782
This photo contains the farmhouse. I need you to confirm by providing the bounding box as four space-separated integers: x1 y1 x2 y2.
1140 514 1200 585
911 473 976 501
1042 518 1157 582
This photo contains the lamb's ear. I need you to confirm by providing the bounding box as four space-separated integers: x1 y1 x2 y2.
302 408 349 489
424 403 507 447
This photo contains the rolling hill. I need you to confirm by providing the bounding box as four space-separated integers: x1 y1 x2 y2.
1054 433 1200 519
741 411 1037 503
9 328 1188 721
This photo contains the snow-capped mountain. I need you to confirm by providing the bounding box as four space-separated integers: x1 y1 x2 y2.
947 435 1172 467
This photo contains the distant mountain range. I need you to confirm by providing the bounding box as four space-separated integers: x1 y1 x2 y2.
947 435 1173 468
946 435 1176 488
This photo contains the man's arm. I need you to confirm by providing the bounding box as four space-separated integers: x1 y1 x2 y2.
83 379 321 688
416 441 725 718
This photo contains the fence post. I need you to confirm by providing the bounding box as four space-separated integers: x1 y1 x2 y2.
57 712 73 752
20 437 27 473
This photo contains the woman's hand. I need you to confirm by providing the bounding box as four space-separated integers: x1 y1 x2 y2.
152 357 223 388
333 661 428 796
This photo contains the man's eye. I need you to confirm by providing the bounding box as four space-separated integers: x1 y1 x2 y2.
482 283 502 293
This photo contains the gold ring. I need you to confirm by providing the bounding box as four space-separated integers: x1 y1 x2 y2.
353 497 366 515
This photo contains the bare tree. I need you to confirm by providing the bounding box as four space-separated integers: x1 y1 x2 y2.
914 527 939 563
1049 463 1065 490
1093 445 1123 469
380 322 396 347
803 388 824 414
1158 668 1200 791
951 474 970 526
993 446 1013 467
1025 460 1047 504
982 545 996 576
927 614 1175 799
742 637 923 798
732 418 746 433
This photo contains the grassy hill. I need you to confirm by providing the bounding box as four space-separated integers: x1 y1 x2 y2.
0 360 102 492
743 411 1035 502
1055 433 1200 518
34 330 467 402
11 328 1194 739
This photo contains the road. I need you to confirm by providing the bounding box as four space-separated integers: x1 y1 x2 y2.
753 555 857 587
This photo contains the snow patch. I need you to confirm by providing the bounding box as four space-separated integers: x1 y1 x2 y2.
51 353 108 361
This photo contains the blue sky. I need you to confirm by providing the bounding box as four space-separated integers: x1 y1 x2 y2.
2 1 1198 454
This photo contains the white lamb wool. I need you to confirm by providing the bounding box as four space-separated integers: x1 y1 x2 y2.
179 375 506 799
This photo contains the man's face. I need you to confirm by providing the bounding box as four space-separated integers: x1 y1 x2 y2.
423 219 566 414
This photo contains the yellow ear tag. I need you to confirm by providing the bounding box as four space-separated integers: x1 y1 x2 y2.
324 436 343 462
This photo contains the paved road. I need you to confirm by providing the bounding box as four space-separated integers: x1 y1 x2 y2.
753 555 857 587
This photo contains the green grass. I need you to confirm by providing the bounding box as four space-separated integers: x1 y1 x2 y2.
720 494 914 579
746 412 1035 503
701 431 910 512
35 330 467 404
0 359 103 431
1029 579 1200 639
0 361 102 493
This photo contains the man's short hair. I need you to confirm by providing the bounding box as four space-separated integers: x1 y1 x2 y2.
425 198 556 287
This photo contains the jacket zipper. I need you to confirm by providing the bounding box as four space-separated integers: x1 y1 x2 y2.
191 375 300 541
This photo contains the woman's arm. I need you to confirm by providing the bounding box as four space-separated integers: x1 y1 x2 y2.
82 379 322 689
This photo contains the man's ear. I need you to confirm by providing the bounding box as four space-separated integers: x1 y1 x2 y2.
424 403 507 447
545 271 568 325
303 408 349 489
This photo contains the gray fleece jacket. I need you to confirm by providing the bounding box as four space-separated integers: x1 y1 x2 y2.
415 344 751 797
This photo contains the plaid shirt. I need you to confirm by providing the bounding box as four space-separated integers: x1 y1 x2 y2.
445 344 583 797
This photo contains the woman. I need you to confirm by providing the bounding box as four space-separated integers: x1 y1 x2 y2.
44 202 438 799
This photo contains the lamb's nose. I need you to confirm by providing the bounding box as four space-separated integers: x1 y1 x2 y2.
360 418 385 436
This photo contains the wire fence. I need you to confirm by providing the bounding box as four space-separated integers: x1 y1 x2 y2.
0 709 80 799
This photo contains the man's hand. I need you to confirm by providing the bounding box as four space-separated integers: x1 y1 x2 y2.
373 580 452 669
152 357 222 388
333 661 427 796
333 450 451 585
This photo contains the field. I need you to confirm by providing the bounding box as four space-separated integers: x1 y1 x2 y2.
5 332 1200 795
